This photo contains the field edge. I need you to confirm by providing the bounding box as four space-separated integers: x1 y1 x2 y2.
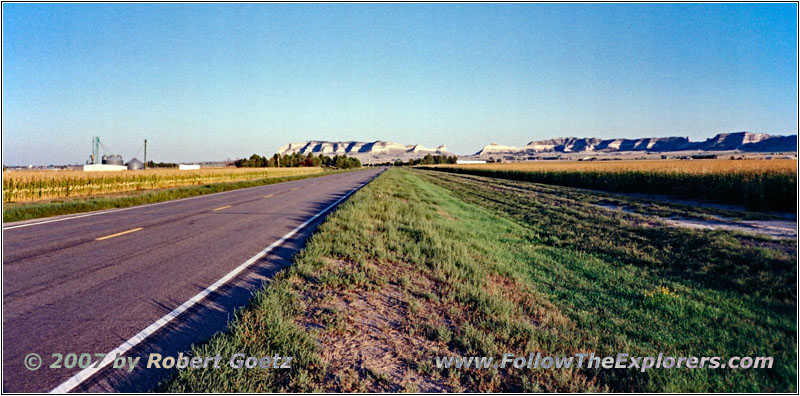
2 168 364 223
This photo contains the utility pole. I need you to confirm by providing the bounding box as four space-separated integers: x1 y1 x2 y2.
144 139 147 169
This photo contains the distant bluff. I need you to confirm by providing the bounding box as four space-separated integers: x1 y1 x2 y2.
475 132 797 156
277 141 451 164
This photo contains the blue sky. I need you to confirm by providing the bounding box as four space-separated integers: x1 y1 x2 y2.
2 3 797 165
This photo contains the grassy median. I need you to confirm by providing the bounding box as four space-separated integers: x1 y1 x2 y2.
162 168 795 392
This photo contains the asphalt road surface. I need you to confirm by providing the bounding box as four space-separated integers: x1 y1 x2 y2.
2 168 383 392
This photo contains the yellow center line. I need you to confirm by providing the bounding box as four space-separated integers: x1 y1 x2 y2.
290 187 300 191
263 194 274 199
212 205 232 211
95 227 143 241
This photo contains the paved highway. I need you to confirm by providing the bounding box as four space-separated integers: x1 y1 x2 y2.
2 169 383 392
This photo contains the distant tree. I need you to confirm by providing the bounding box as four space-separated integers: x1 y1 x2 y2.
147 160 178 168
235 152 361 169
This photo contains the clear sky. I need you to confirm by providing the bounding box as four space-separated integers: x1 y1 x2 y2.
2 3 797 165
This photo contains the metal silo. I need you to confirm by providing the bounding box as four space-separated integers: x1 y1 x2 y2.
126 158 144 170
102 154 124 165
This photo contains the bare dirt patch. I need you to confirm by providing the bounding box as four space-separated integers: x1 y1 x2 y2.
484 273 575 332
436 206 456 220
291 259 592 392
663 218 796 239
596 202 797 240
295 259 456 392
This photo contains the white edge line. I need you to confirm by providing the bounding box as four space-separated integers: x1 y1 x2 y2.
49 180 370 393
2 174 329 231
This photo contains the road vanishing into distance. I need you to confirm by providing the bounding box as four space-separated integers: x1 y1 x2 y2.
2 169 383 392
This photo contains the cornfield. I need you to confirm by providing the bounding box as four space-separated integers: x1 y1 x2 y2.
422 159 797 212
3 167 323 203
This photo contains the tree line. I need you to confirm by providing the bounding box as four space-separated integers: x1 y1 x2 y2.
392 154 458 166
235 152 361 169
146 160 178 168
